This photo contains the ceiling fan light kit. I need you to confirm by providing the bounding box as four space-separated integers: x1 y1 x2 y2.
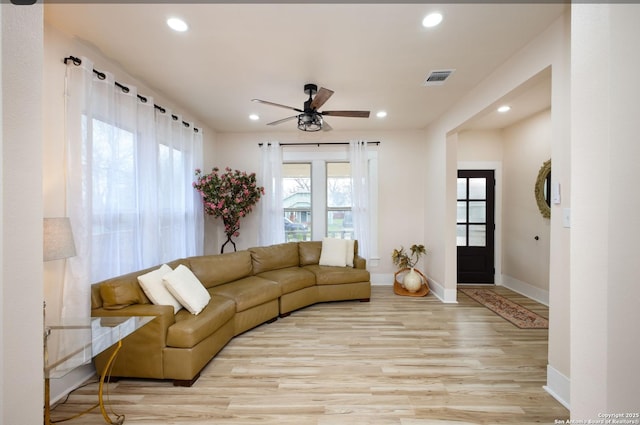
252 83 370 132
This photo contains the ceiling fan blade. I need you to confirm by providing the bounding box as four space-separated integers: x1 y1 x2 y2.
252 99 303 113
310 87 334 110
321 119 333 132
266 115 298 126
321 110 370 118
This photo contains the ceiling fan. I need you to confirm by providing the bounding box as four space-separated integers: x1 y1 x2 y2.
252 83 370 132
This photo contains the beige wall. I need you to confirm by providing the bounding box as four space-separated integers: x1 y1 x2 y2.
458 110 552 302
571 4 640 416
424 14 571 405
1 4 45 423
502 109 552 294
212 130 428 284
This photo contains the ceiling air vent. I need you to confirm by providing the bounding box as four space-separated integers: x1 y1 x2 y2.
423 69 455 86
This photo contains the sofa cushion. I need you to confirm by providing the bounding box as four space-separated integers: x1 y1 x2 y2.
163 265 211 315
304 264 371 286
299 241 322 266
249 242 299 274
100 280 145 310
137 264 183 314
187 251 253 288
257 267 316 294
166 295 236 348
211 276 281 312
319 237 349 267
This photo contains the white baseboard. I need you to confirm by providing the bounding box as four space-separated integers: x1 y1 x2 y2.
544 364 571 410
371 273 457 303
500 275 549 306
49 364 96 404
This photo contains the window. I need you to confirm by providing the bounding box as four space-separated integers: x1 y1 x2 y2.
282 163 311 242
327 162 353 239
278 145 378 261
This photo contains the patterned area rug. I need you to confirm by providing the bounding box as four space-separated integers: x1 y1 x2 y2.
459 287 549 329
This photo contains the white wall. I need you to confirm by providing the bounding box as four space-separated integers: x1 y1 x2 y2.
212 129 428 285
570 4 640 417
502 109 551 298
1 4 45 424
423 14 571 405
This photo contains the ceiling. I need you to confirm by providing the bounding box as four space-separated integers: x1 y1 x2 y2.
44 3 564 134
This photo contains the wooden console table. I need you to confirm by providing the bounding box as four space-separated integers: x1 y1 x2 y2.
44 316 153 425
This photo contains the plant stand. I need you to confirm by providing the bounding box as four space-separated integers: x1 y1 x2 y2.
393 268 429 297
220 234 237 253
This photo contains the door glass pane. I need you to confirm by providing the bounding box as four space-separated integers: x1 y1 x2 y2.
456 225 467 246
457 201 467 223
468 201 486 223
469 178 486 199
457 178 467 199
469 225 486 247
283 163 311 241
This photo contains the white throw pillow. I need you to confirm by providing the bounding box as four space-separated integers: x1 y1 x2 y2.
345 239 356 267
319 237 348 267
137 264 183 314
163 265 211 315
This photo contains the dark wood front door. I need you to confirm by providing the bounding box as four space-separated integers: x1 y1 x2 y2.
457 170 495 284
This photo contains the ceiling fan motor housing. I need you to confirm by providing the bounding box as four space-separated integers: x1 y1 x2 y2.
304 83 318 97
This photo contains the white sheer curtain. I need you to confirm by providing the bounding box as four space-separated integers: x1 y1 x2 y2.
259 142 284 246
63 56 203 318
350 141 370 259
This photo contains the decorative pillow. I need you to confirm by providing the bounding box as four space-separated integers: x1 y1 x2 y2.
345 239 356 267
163 265 211 315
319 237 348 267
137 264 182 314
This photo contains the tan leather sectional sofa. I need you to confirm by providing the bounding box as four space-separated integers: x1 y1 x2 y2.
90 240 370 386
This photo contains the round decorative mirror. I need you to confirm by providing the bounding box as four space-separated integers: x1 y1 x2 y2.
534 159 551 218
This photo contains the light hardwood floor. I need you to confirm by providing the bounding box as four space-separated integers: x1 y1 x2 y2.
51 285 568 424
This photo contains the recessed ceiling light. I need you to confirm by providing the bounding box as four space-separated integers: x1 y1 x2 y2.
376 111 388 118
167 18 188 32
497 105 511 113
249 114 260 121
422 13 443 28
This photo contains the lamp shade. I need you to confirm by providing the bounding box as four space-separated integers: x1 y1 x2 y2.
43 217 77 261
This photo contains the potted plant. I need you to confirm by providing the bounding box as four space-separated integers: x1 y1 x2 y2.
193 167 264 253
391 244 427 293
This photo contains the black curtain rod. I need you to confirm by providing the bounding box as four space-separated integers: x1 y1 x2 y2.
258 141 380 147
64 56 199 133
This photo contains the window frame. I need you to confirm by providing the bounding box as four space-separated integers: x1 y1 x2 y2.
282 146 379 261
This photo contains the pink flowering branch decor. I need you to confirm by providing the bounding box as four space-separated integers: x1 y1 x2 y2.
193 167 264 253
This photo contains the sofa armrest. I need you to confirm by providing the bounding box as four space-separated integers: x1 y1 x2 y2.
91 304 175 346
354 255 367 269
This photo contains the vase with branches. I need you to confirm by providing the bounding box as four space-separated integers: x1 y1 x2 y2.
391 244 427 293
193 167 264 253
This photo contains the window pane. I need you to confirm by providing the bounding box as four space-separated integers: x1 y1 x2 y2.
469 178 486 199
457 201 467 223
283 163 311 242
327 210 354 239
468 201 486 223
327 162 351 208
469 225 486 247
457 178 467 199
456 225 467 246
